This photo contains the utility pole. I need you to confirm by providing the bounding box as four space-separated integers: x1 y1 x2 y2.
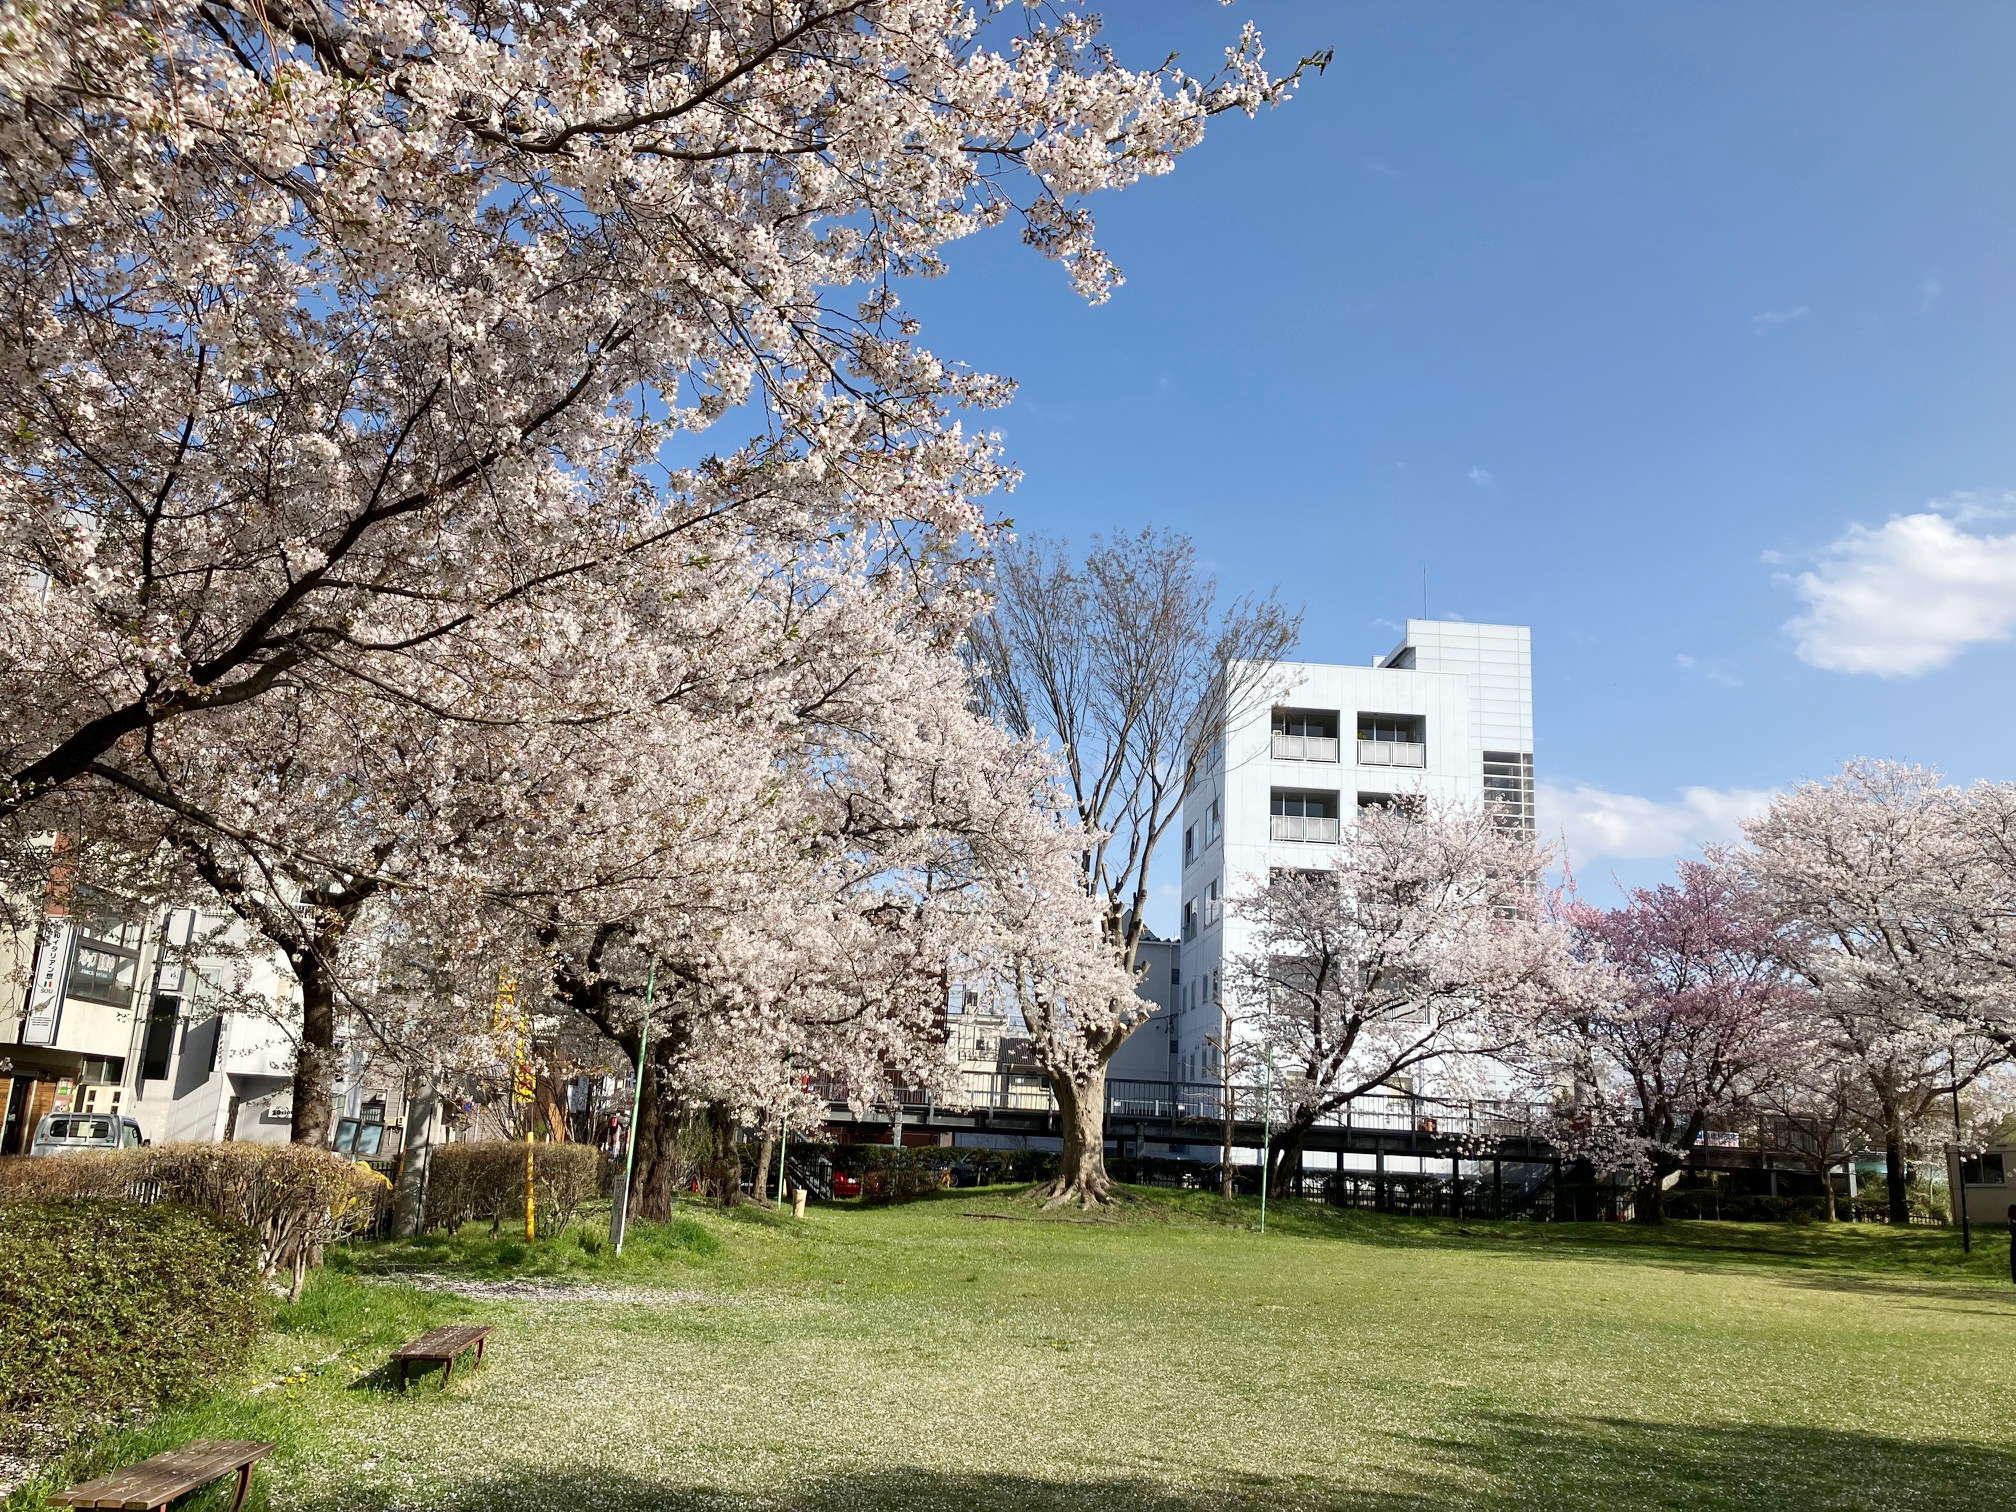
609 965 654 1255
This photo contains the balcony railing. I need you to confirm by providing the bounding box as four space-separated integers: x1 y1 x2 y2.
1270 813 1340 843
1357 739 1425 768
1271 732 1340 763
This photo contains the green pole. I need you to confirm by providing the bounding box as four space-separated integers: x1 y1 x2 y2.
1259 1050 1273 1234
610 964 654 1256
776 1108 789 1205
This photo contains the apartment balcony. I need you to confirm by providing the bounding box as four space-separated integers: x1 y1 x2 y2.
1357 739 1425 769
1271 732 1341 763
1270 814 1341 843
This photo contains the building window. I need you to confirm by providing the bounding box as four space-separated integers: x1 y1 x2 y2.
1184 826 1196 866
1207 798 1222 843
1482 751 1536 839
1204 879 1223 928
1271 707 1341 762
67 912 143 1008
1963 1153 2006 1186
1182 900 1198 941
1356 714 1426 769
1270 789 1340 843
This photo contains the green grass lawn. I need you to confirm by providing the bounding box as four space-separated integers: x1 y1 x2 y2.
14 1188 2016 1512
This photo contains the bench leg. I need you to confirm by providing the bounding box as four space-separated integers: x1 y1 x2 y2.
442 1354 454 1388
226 1462 254 1512
475 1336 486 1366
397 1359 407 1393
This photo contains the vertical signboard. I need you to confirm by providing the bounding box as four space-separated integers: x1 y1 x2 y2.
20 917 74 1046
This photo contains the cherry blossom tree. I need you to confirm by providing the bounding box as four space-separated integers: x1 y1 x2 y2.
1547 861 1795 1223
0 0 1321 845
1738 762 2010 1223
508 562 1120 1216
1225 801 1569 1198
969 528 1300 1205
1748 1038 1871 1222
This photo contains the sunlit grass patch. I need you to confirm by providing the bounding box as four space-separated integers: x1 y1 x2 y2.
11 1191 2015 1512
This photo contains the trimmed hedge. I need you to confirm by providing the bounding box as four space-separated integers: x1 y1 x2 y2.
0 1200 263 1455
0 1142 387 1290
421 1141 606 1234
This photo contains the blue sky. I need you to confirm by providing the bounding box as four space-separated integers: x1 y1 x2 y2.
899 1 2016 914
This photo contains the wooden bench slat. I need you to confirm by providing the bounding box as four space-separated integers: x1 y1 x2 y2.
393 1324 493 1359
50 1442 273 1510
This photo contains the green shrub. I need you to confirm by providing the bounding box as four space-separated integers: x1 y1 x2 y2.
0 1201 262 1456
0 1143 387 1292
421 1141 606 1234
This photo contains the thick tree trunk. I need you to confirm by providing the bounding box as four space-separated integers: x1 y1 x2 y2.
628 1058 683 1224
391 1070 438 1237
695 1102 744 1206
1824 1171 1839 1223
752 1128 775 1203
1266 1123 1312 1199
1633 1178 1666 1225
290 966 338 1146
1043 1072 1111 1208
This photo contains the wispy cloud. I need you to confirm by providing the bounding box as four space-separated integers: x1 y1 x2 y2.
1363 158 1403 180
1467 467 1493 486
1674 653 1742 688
1921 276 1943 313
1539 783 1775 865
1784 493 2016 676
1751 305 1811 331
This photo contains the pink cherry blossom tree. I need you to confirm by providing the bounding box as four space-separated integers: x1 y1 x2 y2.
1226 800 1570 1198
1738 762 2010 1223
0 0 1321 846
1546 860 1796 1223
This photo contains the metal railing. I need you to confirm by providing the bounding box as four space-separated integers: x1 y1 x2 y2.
1358 740 1425 768
1271 732 1340 763
816 1071 1544 1142
1270 813 1341 843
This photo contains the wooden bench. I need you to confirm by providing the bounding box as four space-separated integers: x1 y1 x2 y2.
391 1324 493 1391
48 1439 273 1512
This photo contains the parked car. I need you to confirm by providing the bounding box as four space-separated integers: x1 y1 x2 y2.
28 1112 147 1156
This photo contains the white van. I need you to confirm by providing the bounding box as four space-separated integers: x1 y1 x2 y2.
28 1112 147 1156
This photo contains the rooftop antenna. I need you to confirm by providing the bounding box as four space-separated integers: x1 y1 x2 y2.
1421 567 1428 620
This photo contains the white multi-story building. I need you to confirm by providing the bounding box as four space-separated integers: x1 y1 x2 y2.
1167 619 1535 1087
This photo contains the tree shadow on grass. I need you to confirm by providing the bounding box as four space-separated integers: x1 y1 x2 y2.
1249 1205 2016 1294
281 1416 2016 1512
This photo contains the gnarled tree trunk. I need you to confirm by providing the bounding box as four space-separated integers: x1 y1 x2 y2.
628 1055 683 1223
1043 1072 1111 1208
290 965 338 1147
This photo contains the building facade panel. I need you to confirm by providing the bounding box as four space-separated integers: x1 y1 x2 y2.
1167 619 1534 1089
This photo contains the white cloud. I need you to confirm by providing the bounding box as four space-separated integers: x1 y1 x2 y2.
1785 501 2016 676
1752 305 1810 330
1538 782 1775 865
1467 467 1493 486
